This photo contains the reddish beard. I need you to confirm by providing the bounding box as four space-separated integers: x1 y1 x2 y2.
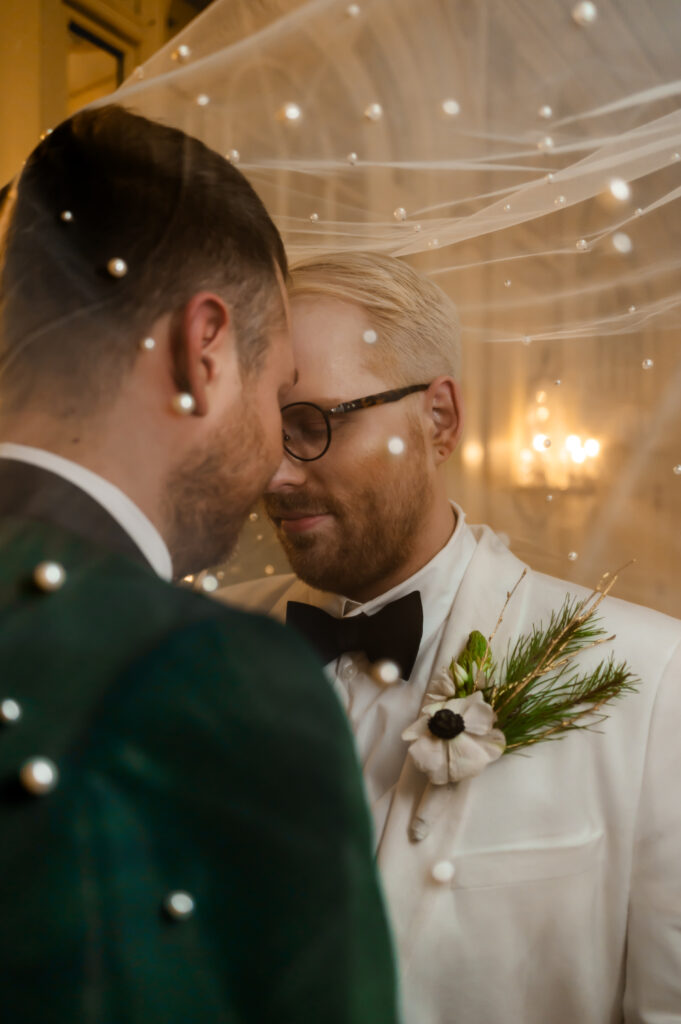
264 428 430 599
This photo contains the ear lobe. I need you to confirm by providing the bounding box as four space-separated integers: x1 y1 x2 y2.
170 292 232 417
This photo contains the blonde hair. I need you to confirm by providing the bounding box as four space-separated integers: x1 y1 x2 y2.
288 251 461 384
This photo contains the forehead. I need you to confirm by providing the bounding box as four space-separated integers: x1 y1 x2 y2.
289 294 387 397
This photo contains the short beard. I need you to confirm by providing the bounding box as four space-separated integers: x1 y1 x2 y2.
164 413 267 579
266 424 430 599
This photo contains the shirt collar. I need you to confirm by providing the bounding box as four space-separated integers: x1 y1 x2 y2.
0 443 173 581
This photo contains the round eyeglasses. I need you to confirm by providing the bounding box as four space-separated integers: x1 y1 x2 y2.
281 383 430 462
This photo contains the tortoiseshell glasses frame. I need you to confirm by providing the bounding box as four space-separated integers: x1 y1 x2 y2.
281 383 431 462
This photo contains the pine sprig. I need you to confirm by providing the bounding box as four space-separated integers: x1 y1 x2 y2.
444 562 640 756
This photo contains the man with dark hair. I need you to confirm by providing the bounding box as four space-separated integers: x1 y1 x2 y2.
0 107 398 1024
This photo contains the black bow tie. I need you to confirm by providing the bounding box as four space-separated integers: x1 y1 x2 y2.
286 590 424 681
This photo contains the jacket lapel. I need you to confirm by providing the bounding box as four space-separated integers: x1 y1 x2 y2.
376 525 533 961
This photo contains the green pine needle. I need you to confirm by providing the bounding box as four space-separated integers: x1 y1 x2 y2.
454 585 640 754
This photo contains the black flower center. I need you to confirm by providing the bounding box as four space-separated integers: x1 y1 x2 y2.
428 709 466 740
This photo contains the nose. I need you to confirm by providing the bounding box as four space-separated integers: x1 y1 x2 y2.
266 450 309 493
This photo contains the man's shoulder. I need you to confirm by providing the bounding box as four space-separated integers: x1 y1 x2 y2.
0 516 329 706
468 521 681 639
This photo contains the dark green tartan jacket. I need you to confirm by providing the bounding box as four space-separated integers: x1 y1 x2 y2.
0 460 399 1024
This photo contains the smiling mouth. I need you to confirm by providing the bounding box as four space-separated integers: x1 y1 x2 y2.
276 512 330 533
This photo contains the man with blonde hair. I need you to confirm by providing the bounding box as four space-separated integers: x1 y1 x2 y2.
220 251 681 1024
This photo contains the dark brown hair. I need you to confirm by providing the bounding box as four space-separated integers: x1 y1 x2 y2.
0 105 287 413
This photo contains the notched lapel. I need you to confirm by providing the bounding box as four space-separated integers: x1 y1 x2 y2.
377 527 535 954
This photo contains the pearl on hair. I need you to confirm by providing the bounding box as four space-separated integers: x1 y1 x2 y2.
140 337 156 352
107 258 128 278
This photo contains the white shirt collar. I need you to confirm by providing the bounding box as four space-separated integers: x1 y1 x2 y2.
0 443 173 581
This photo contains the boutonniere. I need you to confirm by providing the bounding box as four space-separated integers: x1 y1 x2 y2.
403 565 639 841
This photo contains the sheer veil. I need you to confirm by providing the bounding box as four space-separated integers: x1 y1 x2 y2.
110 0 681 614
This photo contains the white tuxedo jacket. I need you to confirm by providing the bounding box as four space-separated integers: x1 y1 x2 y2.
219 525 681 1023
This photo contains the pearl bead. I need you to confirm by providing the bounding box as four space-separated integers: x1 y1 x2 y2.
546 494 554 503
140 336 156 351
309 212 319 222
628 305 637 314
576 238 590 251
642 359 654 370
393 207 407 222
163 891 195 920
33 561 66 592
442 98 460 116
264 565 275 576
538 104 553 119
568 551 578 562
554 195 567 207
107 257 128 278
673 465 681 476
0 698 22 724
170 392 196 416
387 436 405 455
362 329 378 344
172 44 191 62
226 149 240 164
347 151 359 165
19 757 59 795
346 3 361 15
538 135 554 151
364 102 383 122
431 860 455 884
281 102 302 121
249 512 259 522
504 278 512 288
196 94 210 107
612 232 633 254
370 659 401 685
199 574 219 593
572 1 598 25
609 178 631 201
503 203 511 212
60 210 74 223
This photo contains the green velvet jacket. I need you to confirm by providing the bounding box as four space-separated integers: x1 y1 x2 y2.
0 461 399 1024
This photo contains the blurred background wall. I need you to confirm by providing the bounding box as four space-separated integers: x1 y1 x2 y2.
0 0 209 184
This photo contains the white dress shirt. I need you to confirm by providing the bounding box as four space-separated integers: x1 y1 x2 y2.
295 502 477 846
0 442 172 580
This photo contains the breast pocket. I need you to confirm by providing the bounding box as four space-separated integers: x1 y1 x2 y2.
452 829 604 889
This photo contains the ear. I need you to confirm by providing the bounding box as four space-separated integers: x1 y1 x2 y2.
169 292 234 416
424 376 464 464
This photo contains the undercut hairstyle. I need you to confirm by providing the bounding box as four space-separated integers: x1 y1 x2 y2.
0 105 287 415
288 251 461 384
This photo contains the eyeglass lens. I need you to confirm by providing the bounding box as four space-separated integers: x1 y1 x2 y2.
282 403 330 460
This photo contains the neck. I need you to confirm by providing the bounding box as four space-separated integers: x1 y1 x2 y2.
349 497 456 604
0 410 168 540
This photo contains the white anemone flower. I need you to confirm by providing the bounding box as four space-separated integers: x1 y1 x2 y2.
402 690 506 784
